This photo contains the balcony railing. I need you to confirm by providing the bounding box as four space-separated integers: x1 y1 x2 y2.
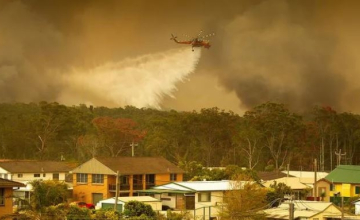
108 184 131 191
133 184 143 190
146 183 155 189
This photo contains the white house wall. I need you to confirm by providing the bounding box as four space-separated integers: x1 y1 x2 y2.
11 172 67 182
0 167 10 179
154 193 176 208
194 191 224 219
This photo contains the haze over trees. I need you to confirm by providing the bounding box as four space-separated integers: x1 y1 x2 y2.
0 101 360 171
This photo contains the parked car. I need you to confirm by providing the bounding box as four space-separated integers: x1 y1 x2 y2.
71 201 95 209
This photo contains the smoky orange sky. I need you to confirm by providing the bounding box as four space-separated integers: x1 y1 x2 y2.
1 0 360 114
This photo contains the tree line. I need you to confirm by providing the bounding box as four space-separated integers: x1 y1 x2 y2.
0 101 360 171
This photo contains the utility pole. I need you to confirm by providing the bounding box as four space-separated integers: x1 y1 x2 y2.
289 201 294 220
314 159 317 200
341 195 344 220
287 164 290 178
130 141 138 157
114 171 119 211
335 149 346 166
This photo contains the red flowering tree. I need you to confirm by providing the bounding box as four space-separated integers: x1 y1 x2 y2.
92 117 146 157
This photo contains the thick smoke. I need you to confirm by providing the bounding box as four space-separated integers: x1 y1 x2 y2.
210 0 360 112
2 0 360 113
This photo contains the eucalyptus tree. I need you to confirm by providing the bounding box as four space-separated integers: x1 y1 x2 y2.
311 106 338 171
233 115 265 170
337 112 360 165
244 102 303 171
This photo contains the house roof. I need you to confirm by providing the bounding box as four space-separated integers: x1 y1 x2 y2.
150 180 252 193
0 178 25 188
281 171 328 179
262 177 310 190
263 201 340 219
325 165 360 184
72 157 184 175
258 171 291 181
0 160 77 173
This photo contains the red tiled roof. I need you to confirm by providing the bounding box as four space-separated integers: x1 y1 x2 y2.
96 157 184 175
0 160 77 173
0 178 25 187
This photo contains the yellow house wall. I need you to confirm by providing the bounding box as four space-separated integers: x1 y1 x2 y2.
73 174 112 204
0 188 14 217
350 184 360 197
328 183 358 197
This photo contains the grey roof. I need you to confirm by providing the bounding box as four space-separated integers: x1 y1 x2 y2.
0 178 25 187
0 160 77 173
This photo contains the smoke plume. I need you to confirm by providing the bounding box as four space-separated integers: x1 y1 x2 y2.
2 0 360 113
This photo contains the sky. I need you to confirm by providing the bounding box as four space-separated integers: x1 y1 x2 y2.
1 0 360 114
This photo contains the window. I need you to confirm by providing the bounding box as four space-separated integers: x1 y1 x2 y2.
43 173 46 177
53 173 59 180
330 183 334 191
0 188 4 205
92 174 104 184
4 174 7 179
170 173 177 181
76 173 88 183
17 174 23 178
34 174 40 178
146 174 155 184
121 175 129 185
356 186 360 194
198 192 211 202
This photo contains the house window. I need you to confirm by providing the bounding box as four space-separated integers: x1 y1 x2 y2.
0 188 4 205
356 186 360 194
53 173 59 180
330 183 334 191
76 173 88 183
92 174 104 184
198 192 211 202
170 173 177 181
146 174 155 184
121 175 129 185
17 174 23 178
43 173 46 177
34 174 40 178
4 174 7 179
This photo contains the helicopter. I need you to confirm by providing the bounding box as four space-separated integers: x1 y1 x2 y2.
170 30 215 51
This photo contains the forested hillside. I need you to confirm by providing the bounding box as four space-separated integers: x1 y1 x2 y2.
1 101 359 172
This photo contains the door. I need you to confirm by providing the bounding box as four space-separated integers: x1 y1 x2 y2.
92 193 103 206
185 194 195 210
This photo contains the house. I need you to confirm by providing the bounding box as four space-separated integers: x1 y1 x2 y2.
71 157 184 205
141 180 255 219
263 200 342 220
262 177 312 200
96 196 162 212
0 178 25 218
0 160 77 203
316 165 360 204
